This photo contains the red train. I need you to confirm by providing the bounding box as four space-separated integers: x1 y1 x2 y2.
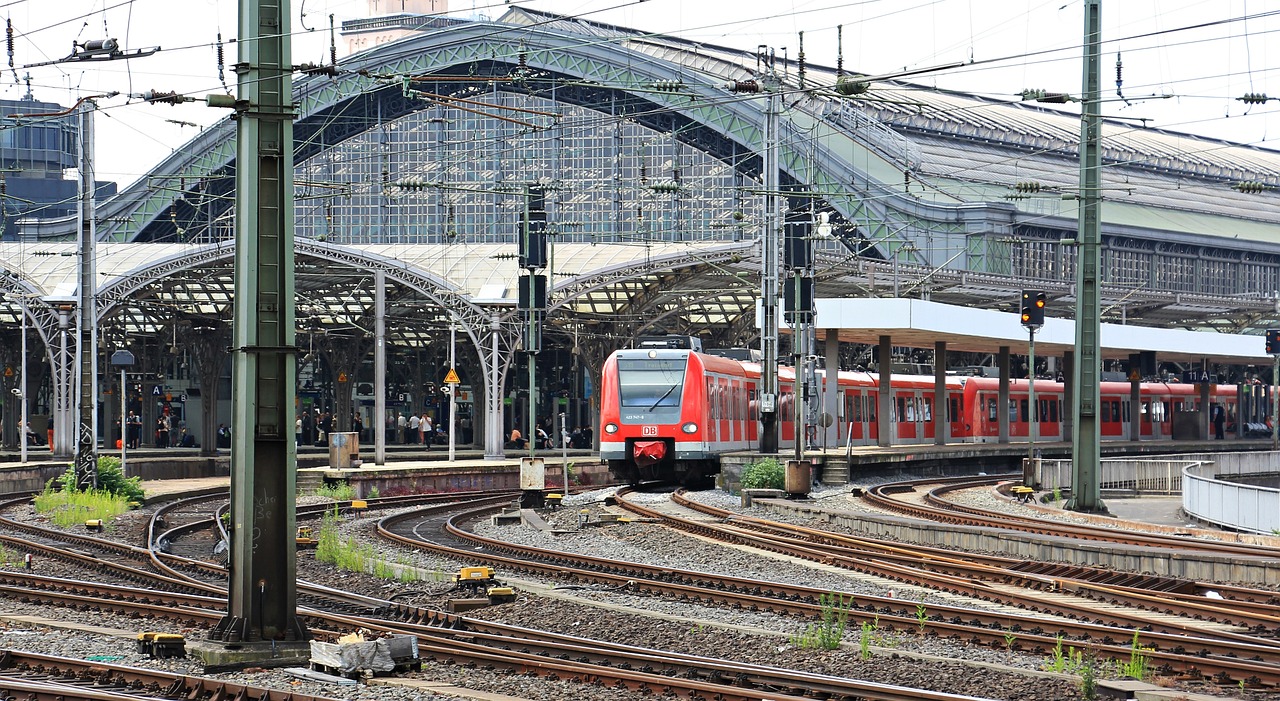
598 345 1239 484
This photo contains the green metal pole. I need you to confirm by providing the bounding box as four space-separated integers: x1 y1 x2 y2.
211 0 307 645
1068 0 1105 513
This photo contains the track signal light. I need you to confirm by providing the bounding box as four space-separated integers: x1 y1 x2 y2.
1266 329 1280 355
1021 290 1046 328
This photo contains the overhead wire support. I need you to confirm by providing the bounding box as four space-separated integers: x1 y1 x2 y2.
23 38 158 68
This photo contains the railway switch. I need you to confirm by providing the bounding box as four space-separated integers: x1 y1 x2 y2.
486 586 517 604
137 632 186 658
455 566 497 585
296 526 319 548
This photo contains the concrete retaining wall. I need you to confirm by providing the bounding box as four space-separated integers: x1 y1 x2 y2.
753 499 1280 584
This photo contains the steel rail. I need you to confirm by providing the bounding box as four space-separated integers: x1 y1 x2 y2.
378 500 1280 687
666 489 1280 635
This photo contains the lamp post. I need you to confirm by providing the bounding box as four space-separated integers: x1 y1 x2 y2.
110 350 135 477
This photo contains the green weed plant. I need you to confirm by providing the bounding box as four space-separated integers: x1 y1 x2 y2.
314 511 419 582
34 460 140 529
791 592 851 650
313 482 358 501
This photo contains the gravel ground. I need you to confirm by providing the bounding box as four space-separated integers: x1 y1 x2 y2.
0 489 1261 701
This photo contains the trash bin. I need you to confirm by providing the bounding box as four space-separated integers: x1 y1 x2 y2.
328 432 360 468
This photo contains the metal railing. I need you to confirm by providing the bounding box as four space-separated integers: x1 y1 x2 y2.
1183 457 1280 535
1034 458 1199 495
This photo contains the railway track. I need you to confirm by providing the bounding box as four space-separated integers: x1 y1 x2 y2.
378 492 1280 688
0 531 998 701
864 475 1280 559
0 648 339 701
663 488 1280 635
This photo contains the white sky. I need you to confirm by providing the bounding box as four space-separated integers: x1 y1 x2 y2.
6 0 1278 189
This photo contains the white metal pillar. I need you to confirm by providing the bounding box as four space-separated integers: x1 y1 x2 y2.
485 314 504 459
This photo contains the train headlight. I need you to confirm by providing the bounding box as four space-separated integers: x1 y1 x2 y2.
604 422 619 434
681 422 698 434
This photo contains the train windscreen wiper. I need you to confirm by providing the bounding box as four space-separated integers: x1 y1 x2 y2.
648 384 678 412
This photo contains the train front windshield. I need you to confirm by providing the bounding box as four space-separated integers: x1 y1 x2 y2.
617 358 686 410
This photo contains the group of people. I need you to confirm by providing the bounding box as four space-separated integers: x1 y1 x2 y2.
295 410 366 447
391 411 442 447
507 422 592 450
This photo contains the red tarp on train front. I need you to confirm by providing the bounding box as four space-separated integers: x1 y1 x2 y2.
632 440 666 466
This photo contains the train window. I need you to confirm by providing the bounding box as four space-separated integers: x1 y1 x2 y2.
1018 399 1027 423
1122 402 1130 422
1111 401 1121 422
1008 399 1017 422
617 358 686 408
949 397 959 423
1050 400 1058 423
897 396 906 422
868 396 876 422
987 397 997 421
923 397 932 422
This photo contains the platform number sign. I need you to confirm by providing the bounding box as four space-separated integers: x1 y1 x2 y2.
1267 329 1280 355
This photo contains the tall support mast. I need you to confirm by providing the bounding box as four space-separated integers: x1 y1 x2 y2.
759 52 780 453
74 100 98 489
1069 0 1105 513
210 0 308 645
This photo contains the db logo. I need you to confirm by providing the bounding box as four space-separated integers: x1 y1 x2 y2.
641 425 658 436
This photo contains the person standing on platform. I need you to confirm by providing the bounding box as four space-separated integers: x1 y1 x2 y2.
352 412 364 442
126 411 142 449
396 412 407 444
156 414 170 448
1213 404 1226 440
407 412 420 445
295 416 303 446
422 413 433 447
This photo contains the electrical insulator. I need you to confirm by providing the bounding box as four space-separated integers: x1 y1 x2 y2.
1233 181 1270 194
725 80 759 94
1237 93 1271 105
834 76 868 96
1014 181 1042 193
138 90 191 105
1020 89 1071 103
298 63 338 77
647 80 685 92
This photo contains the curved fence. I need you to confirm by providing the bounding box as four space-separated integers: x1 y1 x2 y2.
1034 452 1280 534
1183 454 1280 535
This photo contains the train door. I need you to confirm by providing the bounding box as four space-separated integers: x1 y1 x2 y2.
893 392 915 442
921 393 936 441
948 391 968 441
1036 393 1062 440
1099 395 1124 438
1147 396 1168 439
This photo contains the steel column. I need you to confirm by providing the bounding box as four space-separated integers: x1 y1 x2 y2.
877 335 891 448
934 341 947 445
374 269 386 465
75 101 98 489
1069 0 1105 512
824 329 839 447
998 346 1010 444
211 0 307 644
759 73 780 454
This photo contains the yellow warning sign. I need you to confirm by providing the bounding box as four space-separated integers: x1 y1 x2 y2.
444 368 461 384
337 372 348 383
